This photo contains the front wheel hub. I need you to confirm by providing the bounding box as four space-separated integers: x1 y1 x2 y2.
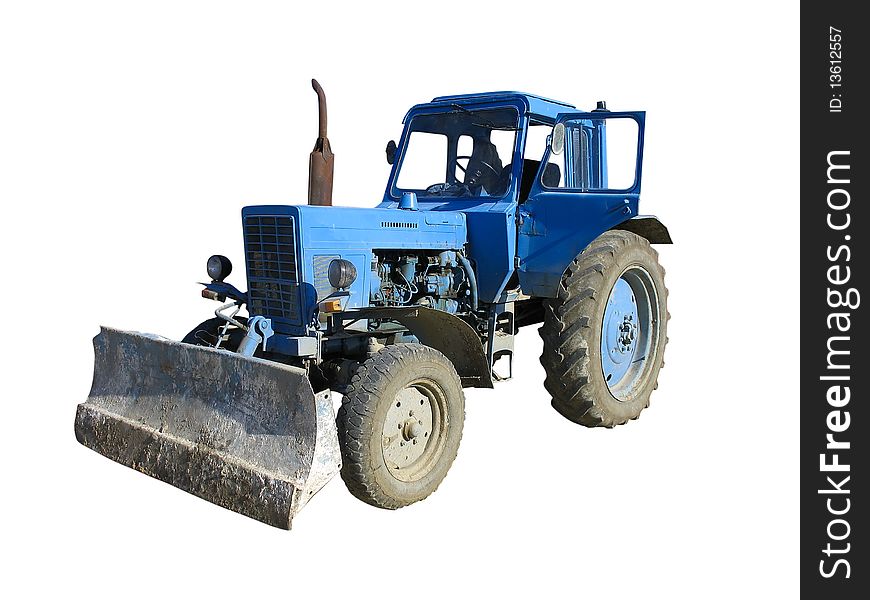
381 385 440 477
402 418 424 441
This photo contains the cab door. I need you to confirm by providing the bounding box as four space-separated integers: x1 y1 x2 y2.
517 111 645 297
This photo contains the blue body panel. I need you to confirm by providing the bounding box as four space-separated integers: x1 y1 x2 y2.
242 204 467 335
517 190 639 295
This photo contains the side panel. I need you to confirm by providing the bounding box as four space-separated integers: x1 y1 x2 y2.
465 209 517 303
517 191 639 296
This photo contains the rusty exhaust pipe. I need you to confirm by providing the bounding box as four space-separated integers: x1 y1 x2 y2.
308 79 334 206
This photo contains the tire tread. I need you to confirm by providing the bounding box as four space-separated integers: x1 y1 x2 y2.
337 344 464 509
539 231 669 427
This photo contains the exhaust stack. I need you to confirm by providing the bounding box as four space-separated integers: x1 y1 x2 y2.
308 79 334 206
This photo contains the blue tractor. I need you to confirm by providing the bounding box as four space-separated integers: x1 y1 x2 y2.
75 81 671 529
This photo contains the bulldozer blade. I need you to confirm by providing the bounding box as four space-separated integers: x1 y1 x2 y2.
74 327 341 529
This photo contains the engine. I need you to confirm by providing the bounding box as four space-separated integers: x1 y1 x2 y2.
369 250 471 314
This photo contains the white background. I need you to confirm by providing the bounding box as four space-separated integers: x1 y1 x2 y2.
0 1 799 598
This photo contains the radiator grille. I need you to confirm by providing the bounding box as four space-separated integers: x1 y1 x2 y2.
244 215 301 323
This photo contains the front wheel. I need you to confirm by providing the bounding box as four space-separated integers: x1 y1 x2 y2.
540 230 669 427
337 344 465 509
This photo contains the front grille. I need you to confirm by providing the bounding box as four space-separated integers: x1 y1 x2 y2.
244 215 301 323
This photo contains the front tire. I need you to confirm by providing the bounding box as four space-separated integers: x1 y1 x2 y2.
337 344 465 509
540 230 669 427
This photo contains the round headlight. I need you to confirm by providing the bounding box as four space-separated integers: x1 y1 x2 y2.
207 255 232 282
328 258 357 289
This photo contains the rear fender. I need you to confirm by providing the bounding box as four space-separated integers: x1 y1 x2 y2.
611 215 673 244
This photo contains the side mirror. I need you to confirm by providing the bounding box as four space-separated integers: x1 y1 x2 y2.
551 123 565 155
386 140 397 165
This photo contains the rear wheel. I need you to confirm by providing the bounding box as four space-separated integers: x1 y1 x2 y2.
540 230 669 427
337 343 465 509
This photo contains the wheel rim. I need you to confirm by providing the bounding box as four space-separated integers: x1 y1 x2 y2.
381 378 448 482
600 266 660 401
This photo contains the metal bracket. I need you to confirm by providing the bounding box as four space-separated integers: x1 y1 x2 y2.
238 316 274 357
486 302 515 382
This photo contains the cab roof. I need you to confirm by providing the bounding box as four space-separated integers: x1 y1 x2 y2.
403 91 577 123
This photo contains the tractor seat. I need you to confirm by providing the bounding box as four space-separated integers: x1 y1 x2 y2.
464 139 503 195
499 159 562 201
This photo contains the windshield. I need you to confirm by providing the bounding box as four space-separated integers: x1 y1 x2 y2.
395 106 519 199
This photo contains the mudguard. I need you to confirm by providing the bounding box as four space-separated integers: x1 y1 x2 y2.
342 306 493 389
612 215 673 244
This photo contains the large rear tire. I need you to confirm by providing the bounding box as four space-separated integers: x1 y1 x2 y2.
540 230 669 427
337 344 465 509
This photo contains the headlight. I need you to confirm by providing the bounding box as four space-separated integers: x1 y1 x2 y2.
328 258 357 289
207 255 232 282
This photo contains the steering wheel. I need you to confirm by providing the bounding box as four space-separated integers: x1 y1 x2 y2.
455 155 500 181
425 182 471 195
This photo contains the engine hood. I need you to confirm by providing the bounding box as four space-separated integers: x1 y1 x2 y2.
257 204 468 250
240 204 468 335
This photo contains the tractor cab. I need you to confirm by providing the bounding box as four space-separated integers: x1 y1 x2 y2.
380 92 655 301
387 105 520 200
380 92 646 214
380 92 578 209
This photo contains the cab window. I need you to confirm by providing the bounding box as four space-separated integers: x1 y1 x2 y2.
394 107 519 199
542 116 640 191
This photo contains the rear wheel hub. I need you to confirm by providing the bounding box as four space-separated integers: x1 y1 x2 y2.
600 267 659 401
